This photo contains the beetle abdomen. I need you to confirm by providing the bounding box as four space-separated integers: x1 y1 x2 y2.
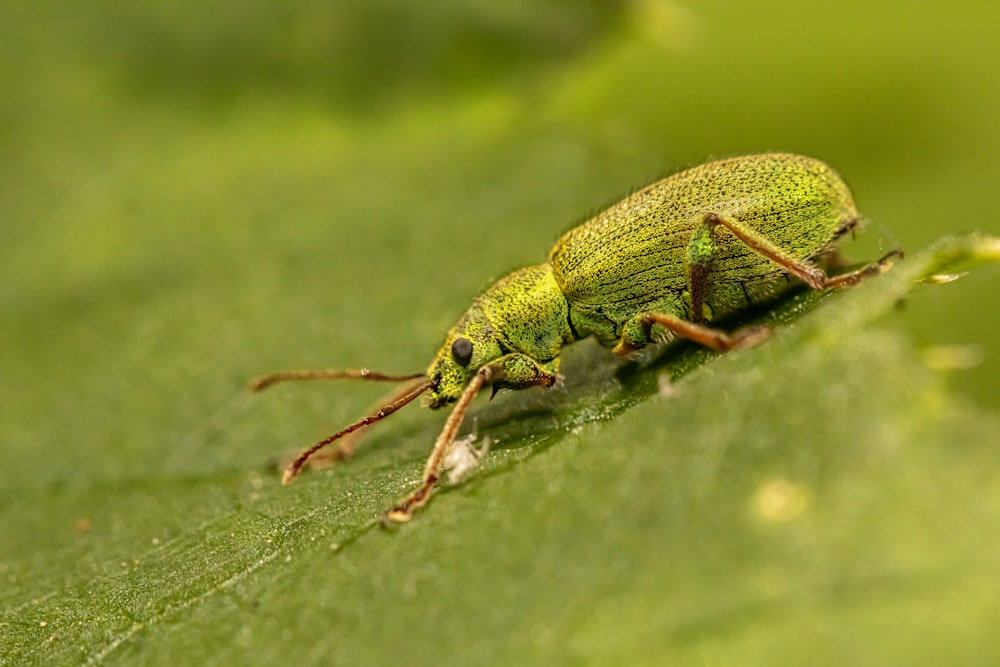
549 153 858 334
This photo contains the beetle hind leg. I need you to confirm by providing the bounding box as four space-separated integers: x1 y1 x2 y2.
699 212 902 290
618 211 904 357
822 248 903 288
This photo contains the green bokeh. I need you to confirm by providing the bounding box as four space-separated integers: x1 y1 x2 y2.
1 2 998 665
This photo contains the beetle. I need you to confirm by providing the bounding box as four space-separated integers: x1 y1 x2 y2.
251 153 901 523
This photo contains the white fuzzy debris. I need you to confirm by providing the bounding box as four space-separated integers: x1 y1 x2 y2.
657 372 678 399
443 434 491 485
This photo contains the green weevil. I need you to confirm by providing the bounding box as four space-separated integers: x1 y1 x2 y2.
251 152 901 523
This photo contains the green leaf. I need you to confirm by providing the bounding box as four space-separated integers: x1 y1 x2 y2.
3 3 1000 665
3 223 998 664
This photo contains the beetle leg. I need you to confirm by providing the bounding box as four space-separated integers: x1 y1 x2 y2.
624 212 903 357
697 212 828 288
613 311 770 355
685 214 721 323
383 353 558 523
384 367 490 523
642 312 770 352
822 248 904 287
701 212 903 290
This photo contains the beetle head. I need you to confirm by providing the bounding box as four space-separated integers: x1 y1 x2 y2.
424 304 503 408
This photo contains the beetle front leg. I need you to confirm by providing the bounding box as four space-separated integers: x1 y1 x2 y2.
383 353 558 523
383 367 490 523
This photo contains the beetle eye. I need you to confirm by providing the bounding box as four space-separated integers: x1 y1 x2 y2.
451 337 473 367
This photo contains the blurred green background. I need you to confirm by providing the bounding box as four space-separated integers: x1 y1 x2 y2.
1 1 998 665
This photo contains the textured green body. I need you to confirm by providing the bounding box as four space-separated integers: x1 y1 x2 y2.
258 153 898 521
425 153 861 407
550 153 857 344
